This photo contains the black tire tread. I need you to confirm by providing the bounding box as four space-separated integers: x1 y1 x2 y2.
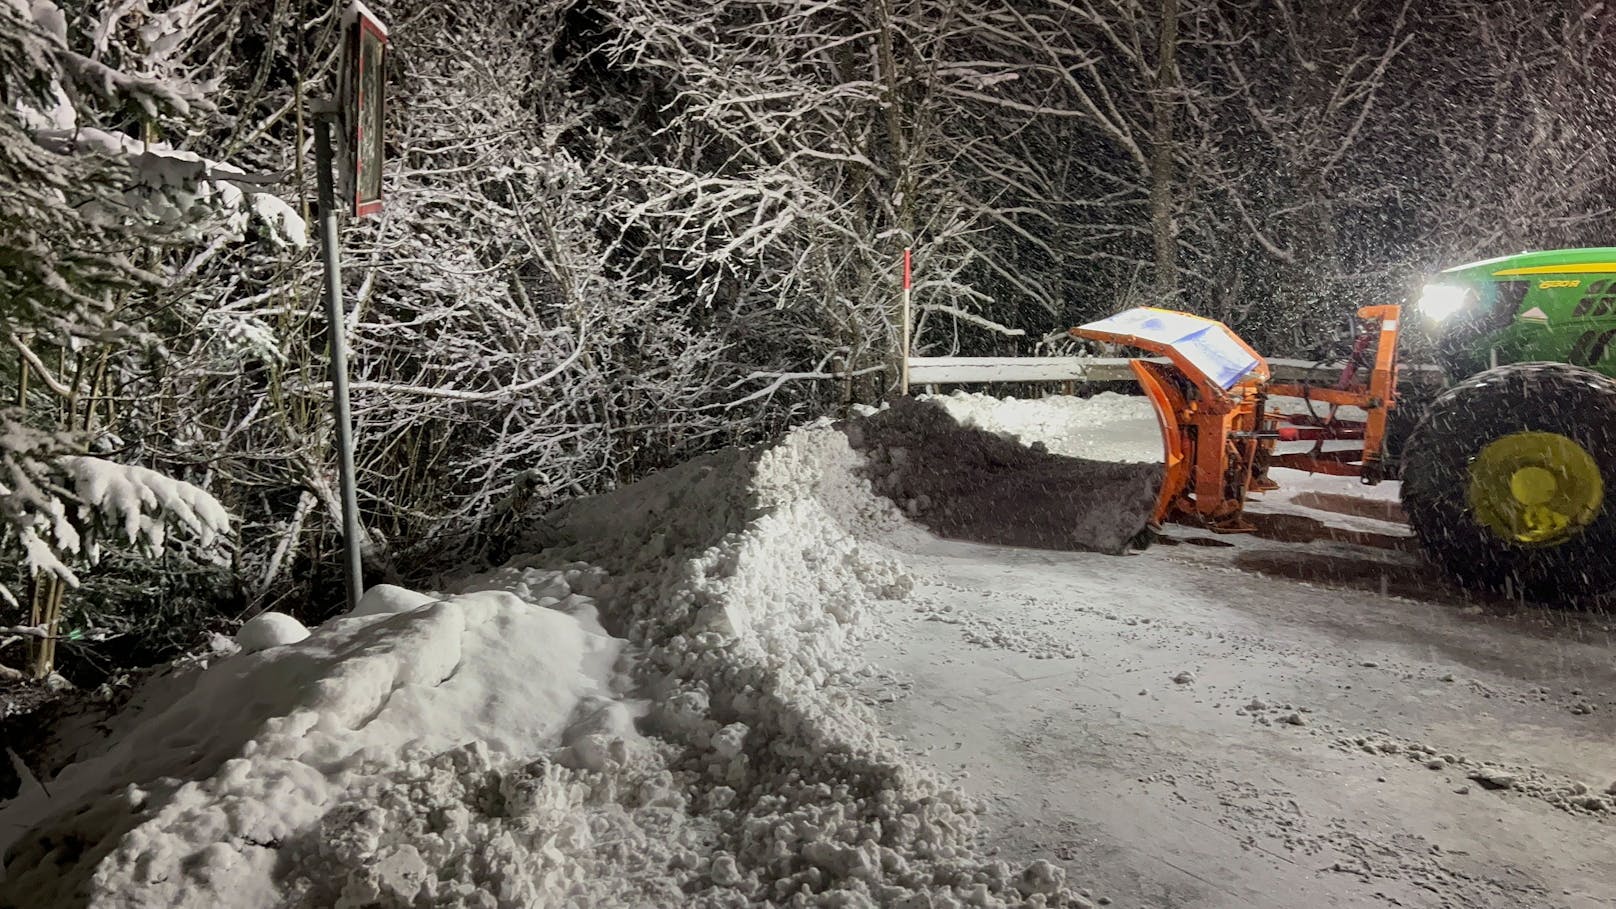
1400 362 1616 601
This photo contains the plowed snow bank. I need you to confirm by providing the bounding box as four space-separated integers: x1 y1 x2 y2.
2 413 1102 908
849 398 1162 554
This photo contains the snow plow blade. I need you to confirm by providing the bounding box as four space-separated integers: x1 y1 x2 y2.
1071 305 1401 533
846 397 1164 554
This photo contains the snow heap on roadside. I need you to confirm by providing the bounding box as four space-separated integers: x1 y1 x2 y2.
850 397 1162 555
0 577 639 907
1 417 1092 908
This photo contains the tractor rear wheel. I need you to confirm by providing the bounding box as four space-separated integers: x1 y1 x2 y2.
1400 362 1616 601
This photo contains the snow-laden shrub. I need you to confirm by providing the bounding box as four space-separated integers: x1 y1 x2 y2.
0 410 232 605
0 0 263 670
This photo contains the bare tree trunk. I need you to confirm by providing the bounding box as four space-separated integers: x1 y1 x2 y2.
1150 0 1181 304
14 339 58 681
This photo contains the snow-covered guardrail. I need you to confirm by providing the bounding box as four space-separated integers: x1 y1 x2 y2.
905 355 1447 389
906 356 1133 385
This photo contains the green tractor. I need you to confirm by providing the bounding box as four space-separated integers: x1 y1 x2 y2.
1400 247 1616 601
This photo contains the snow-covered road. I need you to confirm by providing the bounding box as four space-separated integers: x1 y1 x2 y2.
857 409 1616 908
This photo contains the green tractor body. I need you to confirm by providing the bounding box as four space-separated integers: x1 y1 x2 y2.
1417 247 1616 378
1398 247 1616 602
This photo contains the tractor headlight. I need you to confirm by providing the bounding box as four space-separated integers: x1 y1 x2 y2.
1417 283 1471 323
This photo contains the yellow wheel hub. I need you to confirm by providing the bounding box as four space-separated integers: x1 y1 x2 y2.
1468 431 1604 546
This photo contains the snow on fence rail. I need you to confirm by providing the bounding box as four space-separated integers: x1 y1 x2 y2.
907 356 1130 385
905 355 1447 388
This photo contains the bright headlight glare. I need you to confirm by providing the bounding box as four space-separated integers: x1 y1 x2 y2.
1418 283 1470 322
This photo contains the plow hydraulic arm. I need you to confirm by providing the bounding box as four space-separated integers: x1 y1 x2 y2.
1071 305 1402 533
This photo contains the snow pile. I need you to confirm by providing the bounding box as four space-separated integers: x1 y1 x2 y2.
529 424 916 684
848 397 1163 554
0 579 648 907
233 611 309 652
2 417 1095 907
924 390 1163 463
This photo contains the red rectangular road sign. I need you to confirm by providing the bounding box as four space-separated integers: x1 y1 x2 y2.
340 1 387 217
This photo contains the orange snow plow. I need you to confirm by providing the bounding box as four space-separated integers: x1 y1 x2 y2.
1071 305 1402 533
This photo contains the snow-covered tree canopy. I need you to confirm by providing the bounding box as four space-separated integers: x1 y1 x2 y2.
2 0 1612 672
0 0 271 613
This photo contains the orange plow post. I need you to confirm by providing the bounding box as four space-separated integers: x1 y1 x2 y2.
1072 306 1402 534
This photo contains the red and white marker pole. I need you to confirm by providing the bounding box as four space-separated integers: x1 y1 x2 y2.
900 247 912 396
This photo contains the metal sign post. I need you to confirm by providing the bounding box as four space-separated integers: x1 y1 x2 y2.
311 0 387 611
312 108 365 611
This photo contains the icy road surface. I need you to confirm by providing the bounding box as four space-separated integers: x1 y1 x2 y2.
863 394 1616 909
